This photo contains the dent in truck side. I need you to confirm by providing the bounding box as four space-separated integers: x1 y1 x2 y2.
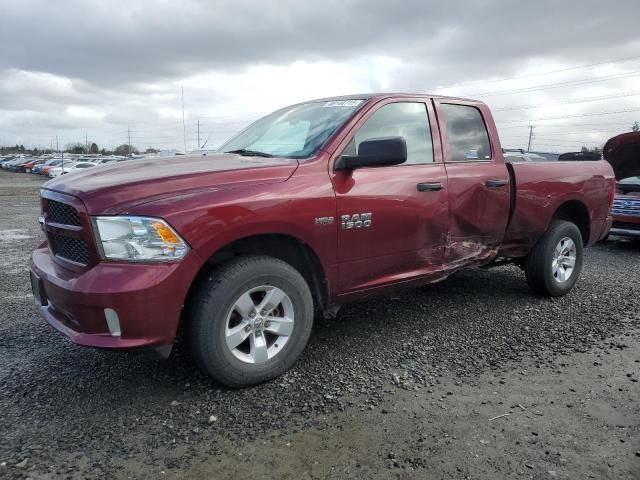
433 99 511 266
329 97 450 295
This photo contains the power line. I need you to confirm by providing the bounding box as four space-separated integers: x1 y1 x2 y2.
533 136 607 142
498 108 640 123
498 121 635 130
493 91 640 112
460 70 640 97
433 54 640 91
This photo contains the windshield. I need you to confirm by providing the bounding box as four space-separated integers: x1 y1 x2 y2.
219 99 364 158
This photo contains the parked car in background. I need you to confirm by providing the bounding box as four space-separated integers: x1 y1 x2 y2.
31 93 615 387
0 156 16 167
504 152 549 163
3 157 29 171
558 151 601 161
47 161 97 178
188 149 219 156
21 158 47 173
38 159 63 176
94 158 118 165
13 158 33 172
604 132 640 238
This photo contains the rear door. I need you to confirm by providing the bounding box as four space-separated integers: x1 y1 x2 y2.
330 99 449 293
433 100 510 265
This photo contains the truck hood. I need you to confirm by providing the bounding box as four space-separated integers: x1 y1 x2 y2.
603 132 640 180
43 153 299 214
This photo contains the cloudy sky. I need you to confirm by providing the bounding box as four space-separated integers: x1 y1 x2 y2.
1 0 640 153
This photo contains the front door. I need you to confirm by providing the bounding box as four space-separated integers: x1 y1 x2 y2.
330 99 450 294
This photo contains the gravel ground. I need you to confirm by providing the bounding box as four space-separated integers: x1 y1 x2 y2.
0 169 638 479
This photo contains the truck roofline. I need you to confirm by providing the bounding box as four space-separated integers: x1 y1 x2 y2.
292 92 481 106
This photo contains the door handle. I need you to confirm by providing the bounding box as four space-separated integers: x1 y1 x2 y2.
485 179 508 187
417 181 444 192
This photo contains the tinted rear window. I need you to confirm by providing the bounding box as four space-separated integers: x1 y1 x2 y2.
441 104 491 162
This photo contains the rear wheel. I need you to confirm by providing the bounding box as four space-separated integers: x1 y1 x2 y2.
525 220 584 297
187 255 314 387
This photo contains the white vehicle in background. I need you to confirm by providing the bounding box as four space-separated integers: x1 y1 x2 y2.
47 161 97 178
504 152 549 162
94 158 116 165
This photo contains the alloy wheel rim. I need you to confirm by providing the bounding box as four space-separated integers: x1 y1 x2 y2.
224 285 295 364
552 236 577 283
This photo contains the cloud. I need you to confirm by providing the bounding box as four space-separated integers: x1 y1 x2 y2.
1 0 640 151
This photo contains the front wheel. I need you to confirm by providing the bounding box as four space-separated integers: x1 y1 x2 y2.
524 220 584 297
187 255 314 387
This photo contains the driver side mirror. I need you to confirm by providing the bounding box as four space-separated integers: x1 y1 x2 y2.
335 136 407 171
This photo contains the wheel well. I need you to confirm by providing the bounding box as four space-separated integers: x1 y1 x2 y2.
553 201 590 245
200 234 329 310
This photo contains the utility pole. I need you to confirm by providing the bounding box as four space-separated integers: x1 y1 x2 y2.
127 127 132 157
527 125 535 152
181 86 187 154
85 133 88 154
197 120 200 149
57 135 63 169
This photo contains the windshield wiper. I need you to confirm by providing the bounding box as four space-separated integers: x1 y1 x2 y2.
225 149 274 158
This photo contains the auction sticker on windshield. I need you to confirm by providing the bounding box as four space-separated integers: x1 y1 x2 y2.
323 100 363 107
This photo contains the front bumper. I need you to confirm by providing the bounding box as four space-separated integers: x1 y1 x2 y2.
609 213 640 238
609 226 640 238
30 244 201 350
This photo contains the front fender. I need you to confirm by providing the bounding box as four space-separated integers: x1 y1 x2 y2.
126 173 339 296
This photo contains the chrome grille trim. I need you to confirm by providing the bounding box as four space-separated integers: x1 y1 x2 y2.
611 196 640 216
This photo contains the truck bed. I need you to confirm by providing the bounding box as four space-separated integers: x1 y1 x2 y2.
500 160 614 257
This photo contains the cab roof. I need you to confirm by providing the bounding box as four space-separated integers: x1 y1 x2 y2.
305 92 477 104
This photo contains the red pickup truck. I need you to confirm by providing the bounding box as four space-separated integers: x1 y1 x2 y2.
30 94 615 387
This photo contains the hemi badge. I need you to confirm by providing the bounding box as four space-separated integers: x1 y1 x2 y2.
314 216 334 226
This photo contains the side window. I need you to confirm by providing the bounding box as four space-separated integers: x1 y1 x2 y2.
441 104 491 162
345 102 434 165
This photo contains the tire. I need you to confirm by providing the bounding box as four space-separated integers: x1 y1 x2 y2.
525 220 584 297
186 255 314 387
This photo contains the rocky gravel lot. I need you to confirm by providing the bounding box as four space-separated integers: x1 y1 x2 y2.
0 169 638 479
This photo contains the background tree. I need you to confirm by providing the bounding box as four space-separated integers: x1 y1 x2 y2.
114 144 139 156
632 121 640 132
64 142 85 154
580 146 602 156
89 142 99 154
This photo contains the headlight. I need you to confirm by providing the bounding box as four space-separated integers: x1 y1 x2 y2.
93 216 189 261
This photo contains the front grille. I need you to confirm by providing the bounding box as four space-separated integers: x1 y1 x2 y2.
47 199 81 226
612 221 640 231
48 233 90 264
612 196 640 217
